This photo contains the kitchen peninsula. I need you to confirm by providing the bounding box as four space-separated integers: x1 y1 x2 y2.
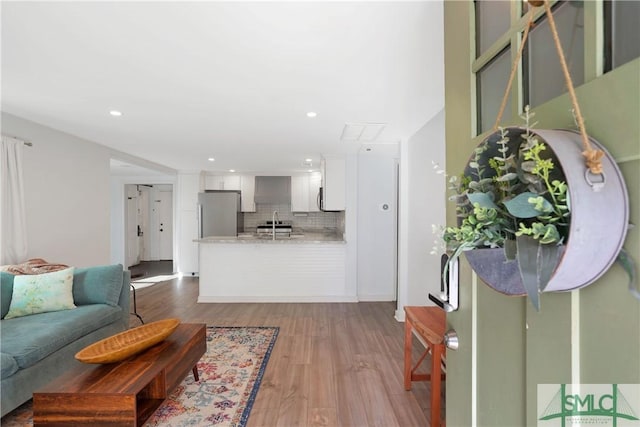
195 231 351 303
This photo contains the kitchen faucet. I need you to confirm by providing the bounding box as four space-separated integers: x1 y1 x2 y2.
272 210 279 240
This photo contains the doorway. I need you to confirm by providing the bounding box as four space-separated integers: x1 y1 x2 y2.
124 184 173 269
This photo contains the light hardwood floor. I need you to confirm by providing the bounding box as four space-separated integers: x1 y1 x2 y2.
133 277 442 427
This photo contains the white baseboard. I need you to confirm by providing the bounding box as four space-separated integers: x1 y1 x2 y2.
197 295 359 303
178 272 199 278
357 294 396 302
394 309 405 322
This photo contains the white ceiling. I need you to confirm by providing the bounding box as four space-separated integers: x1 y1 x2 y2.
1 1 444 176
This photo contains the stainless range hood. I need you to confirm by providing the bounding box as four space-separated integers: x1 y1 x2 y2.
254 176 291 204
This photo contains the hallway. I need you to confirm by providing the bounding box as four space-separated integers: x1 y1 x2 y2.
129 260 173 280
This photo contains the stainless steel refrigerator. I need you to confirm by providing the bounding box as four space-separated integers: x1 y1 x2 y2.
198 191 244 238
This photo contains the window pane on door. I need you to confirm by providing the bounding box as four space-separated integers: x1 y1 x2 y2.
612 0 640 68
476 0 511 55
477 47 511 134
527 1 584 107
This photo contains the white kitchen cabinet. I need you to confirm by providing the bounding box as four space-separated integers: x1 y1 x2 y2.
204 175 223 190
308 171 321 212
224 175 241 190
240 175 256 212
291 175 309 212
204 174 241 190
204 174 254 212
321 157 346 211
291 172 322 212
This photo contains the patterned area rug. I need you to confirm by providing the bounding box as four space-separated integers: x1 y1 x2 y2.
1 326 279 427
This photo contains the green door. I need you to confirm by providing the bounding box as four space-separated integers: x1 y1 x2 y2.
443 1 640 426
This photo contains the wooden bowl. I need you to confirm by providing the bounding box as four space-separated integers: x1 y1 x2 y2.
75 318 180 364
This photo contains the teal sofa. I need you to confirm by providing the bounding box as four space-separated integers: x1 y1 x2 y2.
0 264 130 416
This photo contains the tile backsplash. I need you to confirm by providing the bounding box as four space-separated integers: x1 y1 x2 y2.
244 203 344 233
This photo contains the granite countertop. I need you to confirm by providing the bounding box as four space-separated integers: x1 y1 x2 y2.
195 230 345 244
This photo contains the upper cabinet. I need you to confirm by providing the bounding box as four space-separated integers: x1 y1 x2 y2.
308 172 321 212
204 174 240 191
240 175 256 212
321 156 346 211
203 174 255 212
291 172 321 212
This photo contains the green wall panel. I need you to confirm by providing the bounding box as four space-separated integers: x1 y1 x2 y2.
477 283 526 426
525 292 573 426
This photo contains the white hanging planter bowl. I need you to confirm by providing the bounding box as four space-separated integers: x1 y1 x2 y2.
463 127 629 295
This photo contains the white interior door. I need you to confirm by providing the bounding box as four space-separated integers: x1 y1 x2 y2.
125 185 140 267
158 188 173 260
138 187 151 261
126 184 173 263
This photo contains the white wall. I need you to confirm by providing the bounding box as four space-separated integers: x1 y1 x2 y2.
1 113 112 267
175 172 200 275
397 108 446 320
357 150 398 301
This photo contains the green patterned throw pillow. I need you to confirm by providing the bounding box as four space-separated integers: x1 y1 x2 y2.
4 267 76 319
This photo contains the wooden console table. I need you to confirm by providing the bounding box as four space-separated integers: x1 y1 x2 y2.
34 323 206 426
404 306 446 427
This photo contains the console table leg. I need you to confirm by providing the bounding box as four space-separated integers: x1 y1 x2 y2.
192 366 199 382
404 317 413 390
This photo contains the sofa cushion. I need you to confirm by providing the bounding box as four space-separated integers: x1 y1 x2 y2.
0 304 123 369
73 264 124 307
0 353 18 378
1 272 15 319
4 268 76 319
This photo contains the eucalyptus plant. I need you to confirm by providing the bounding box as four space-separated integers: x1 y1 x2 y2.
441 107 570 310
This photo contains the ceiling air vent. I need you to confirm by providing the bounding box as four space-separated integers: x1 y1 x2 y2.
341 122 387 142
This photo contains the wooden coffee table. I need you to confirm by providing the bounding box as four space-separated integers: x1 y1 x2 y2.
33 323 206 426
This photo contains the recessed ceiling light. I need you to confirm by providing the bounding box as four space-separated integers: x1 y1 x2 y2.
305 158 313 162
306 112 317 118
229 169 236 173
208 158 215 162
109 110 123 117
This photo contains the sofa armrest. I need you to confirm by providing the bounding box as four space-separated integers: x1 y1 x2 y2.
73 264 125 307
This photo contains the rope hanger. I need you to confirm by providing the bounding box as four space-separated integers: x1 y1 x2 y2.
492 0 604 175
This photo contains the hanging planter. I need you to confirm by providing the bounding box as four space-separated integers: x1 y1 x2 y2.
439 0 632 310
457 127 628 303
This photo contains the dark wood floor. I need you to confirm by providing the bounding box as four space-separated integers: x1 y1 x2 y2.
133 277 441 427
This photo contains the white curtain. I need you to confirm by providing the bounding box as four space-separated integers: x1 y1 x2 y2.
0 135 28 265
